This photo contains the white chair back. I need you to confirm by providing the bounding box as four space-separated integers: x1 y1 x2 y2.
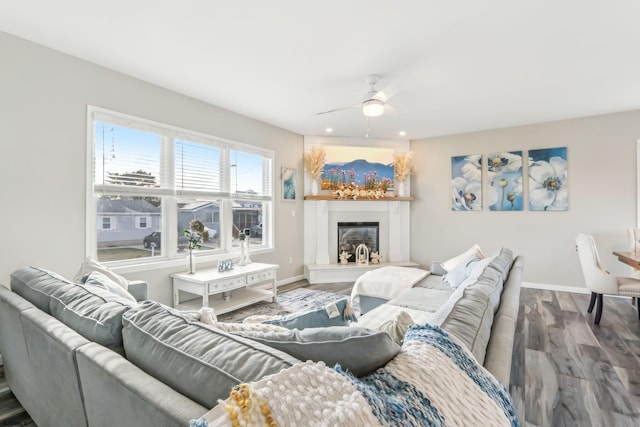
575 234 618 295
627 228 640 252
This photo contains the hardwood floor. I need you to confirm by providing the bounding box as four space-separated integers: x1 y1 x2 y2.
0 365 35 426
1 285 638 426
512 287 640 426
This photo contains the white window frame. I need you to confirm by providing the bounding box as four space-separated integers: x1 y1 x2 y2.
86 106 274 273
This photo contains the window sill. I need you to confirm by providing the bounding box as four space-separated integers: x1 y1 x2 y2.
109 247 274 275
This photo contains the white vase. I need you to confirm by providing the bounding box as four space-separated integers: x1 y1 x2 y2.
237 237 252 266
310 179 319 196
187 252 196 274
395 181 405 197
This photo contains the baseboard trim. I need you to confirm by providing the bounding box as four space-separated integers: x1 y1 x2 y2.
277 275 305 287
522 281 590 294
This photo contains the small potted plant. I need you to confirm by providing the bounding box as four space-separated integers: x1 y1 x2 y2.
184 220 209 274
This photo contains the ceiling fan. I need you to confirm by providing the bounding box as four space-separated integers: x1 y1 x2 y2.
316 74 399 118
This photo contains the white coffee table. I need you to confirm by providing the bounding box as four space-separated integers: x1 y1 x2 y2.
171 263 278 314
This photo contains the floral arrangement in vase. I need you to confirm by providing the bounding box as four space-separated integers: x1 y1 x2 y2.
303 146 326 195
184 220 209 274
334 182 387 200
393 151 413 197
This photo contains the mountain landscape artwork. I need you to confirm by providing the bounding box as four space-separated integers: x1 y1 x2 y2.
320 145 394 190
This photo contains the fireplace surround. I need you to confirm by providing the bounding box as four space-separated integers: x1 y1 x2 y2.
304 199 413 283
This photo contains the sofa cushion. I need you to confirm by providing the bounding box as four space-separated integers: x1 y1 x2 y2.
48 281 137 352
122 301 300 408
434 266 503 364
486 247 514 283
235 326 400 377
262 297 355 329
388 287 453 312
10 266 75 313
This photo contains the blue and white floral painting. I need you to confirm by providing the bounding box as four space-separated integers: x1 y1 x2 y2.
528 147 568 211
487 151 524 211
451 154 482 211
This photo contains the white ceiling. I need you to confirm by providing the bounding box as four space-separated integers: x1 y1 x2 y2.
2 1 640 140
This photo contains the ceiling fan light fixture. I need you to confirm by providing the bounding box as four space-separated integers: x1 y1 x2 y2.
362 98 384 117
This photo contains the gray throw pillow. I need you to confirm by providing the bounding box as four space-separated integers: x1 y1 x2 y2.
235 326 401 377
122 301 301 408
263 298 356 329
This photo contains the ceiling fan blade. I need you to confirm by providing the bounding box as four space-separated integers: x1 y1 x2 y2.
373 78 401 102
316 104 360 115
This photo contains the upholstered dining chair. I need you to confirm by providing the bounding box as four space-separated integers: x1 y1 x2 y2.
575 234 640 325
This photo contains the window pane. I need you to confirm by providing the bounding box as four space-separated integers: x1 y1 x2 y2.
96 196 162 262
95 123 161 188
175 140 221 193
230 150 271 196
231 199 263 247
178 200 221 252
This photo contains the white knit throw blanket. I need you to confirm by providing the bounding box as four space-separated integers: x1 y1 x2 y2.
198 324 520 427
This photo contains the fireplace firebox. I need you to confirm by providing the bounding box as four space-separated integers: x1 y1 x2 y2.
337 222 379 263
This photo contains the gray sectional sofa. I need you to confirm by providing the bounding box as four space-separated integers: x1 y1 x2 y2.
0 248 523 427
357 247 523 386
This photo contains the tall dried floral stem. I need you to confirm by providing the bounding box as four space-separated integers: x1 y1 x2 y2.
303 146 326 180
394 151 413 182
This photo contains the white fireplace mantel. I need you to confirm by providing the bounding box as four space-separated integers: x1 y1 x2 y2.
303 198 412 283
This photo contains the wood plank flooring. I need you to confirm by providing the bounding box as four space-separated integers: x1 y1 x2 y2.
512 287 640 426
1 285 638 426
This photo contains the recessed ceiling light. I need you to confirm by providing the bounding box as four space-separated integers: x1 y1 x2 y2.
325 127 333 133
398 131 407 136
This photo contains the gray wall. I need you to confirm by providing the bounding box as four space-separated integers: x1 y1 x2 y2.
0 31 304 304
410 110 640 288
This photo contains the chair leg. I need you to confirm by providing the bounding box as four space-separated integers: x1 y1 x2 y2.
587 292 597 313
594 293 604 325
637 300 640 321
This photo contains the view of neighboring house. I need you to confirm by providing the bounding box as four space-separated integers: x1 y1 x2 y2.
97 199 160 247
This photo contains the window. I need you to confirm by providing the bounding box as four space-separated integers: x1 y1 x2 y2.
136 216 150 229
88 107 273 267
102 217 112 230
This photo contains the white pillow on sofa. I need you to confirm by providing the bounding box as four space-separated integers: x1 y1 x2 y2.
441 244 484 272
74 256 129 290
443 253 481 289
84 271 137 303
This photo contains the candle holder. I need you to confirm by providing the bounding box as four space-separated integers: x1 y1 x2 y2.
355 243 369 266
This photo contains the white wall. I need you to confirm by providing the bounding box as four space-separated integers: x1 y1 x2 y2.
410 110 640 288
0 32 304 305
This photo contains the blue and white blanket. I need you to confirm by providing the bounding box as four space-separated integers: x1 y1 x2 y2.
197 324 520 427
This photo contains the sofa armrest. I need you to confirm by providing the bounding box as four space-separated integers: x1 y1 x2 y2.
128 281 148 302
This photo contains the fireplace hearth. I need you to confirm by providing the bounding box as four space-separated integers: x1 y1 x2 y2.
337 222 379 263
